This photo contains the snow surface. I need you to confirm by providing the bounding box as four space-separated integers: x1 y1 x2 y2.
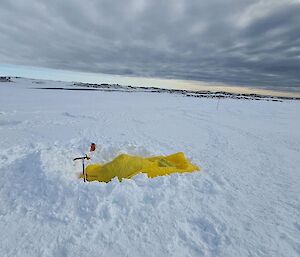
0 78 300 257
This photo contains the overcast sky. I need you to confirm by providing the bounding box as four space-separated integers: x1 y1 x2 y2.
1 0 300 91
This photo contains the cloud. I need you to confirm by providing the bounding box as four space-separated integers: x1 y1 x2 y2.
0 0 299 89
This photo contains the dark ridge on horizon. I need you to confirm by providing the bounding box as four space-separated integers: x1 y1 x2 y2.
32 83 300 101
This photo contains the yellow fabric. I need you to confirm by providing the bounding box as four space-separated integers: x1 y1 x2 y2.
83 152 200 182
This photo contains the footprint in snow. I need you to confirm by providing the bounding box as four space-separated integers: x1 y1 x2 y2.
62 112 94 120
0 120 22 126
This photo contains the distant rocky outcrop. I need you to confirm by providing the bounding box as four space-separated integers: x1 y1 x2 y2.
71 82 299 101
0 76 12 82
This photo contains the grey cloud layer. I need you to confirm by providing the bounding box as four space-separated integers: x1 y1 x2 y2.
1 0 300 89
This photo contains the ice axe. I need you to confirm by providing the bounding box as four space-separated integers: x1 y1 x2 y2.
73 143 96 182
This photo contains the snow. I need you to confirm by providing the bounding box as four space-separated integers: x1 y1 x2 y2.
0 78 300 257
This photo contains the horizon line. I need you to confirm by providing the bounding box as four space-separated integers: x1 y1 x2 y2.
1 63 300 98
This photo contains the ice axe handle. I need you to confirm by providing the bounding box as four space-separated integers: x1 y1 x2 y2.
73 155 90 182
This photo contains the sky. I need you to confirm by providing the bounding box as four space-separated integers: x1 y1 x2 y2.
0 0 300 93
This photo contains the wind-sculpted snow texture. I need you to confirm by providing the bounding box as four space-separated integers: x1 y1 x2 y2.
0 78 300 257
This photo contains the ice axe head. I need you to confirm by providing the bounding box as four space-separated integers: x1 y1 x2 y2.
90 143 96 152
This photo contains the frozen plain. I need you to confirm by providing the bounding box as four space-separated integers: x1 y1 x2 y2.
0 78 300 257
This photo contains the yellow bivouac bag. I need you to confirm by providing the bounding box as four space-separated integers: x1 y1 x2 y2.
83 152 200 182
